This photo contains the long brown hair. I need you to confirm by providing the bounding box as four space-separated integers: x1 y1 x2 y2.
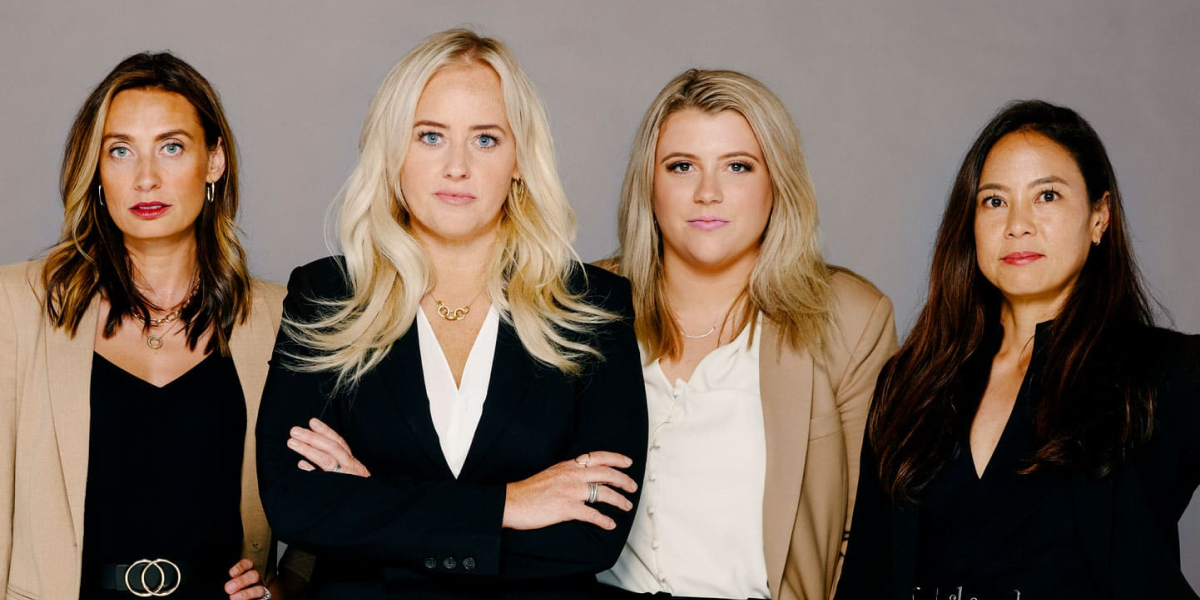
42 51 250 355
870 100 1156 504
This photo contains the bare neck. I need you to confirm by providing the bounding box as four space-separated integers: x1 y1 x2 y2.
662 251 756 321
997 295 1062 365
124 237 198 309
417 229 497 303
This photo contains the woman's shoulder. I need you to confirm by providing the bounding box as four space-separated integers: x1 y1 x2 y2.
826 265 894 339
571 262 632 312
0 259 46 307
284 256 352 300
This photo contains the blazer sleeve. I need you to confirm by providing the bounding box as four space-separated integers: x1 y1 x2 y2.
0 269 19 594
495 271 649 579
256 262 648 581
832 422 894 600
832 293 898 589
256 262 510 575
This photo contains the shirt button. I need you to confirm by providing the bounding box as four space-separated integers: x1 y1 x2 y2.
424 557 437 569
649 473 658 481
652 440 661 449
443 557 457 570
651 539 660 549
646 505 654 516
659 574 668 583
462 557 476 570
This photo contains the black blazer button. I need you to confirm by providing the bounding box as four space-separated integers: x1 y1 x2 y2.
444 557 457 570
424 557 437 569
463 557 476 571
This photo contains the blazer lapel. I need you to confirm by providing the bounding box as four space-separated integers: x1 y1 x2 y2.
380 327 453 476
457 319 533 479
46 295 99 547
760 320 815 597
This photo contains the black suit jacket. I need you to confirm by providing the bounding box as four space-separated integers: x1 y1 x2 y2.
256 257 648 599
835 326 1200 599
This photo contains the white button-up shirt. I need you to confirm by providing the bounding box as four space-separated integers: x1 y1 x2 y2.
599 320 770 598
415 305 500 478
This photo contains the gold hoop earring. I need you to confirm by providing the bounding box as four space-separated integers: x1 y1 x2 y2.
97 184 105 207
205 182 214 203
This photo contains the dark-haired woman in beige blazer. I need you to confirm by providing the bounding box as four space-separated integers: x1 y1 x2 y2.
1 51 308 600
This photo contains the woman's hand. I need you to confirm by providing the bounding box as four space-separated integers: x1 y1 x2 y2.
224 559 269 600
287 418 371 477
503 451 638 531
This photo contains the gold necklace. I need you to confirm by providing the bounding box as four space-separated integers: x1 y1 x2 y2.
146 283 199 350
431 289 485 322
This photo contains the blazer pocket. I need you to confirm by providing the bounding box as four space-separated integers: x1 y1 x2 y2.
808 411 844 441
6 584 37 600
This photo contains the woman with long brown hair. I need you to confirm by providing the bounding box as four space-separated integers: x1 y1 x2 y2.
0 52 309 599
836 100 1200 599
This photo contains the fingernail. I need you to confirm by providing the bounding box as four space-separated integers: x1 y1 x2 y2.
631 483 638 492
225 583 236 593
607 520 617 530
287 439 299 449
626 502 633 510
624 458 633 467
290 427 301 436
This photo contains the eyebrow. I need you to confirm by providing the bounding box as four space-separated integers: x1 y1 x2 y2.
658 151 762 165
101 129 195 144
977 175 1070 194
413 120 504 132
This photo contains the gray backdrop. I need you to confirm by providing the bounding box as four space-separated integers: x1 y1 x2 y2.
3 0 1197 587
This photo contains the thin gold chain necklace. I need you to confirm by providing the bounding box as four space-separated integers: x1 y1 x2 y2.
145 282 199 350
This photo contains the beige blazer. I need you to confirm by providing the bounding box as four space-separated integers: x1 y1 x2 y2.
0 260 287 600
760 268 898 600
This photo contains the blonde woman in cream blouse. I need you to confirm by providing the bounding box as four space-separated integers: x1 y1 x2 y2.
597 69 898 600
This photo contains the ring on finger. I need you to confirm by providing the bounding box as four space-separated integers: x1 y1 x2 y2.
586 482 600 504
262 588 273 600
333 463 342 474
574 453 592 467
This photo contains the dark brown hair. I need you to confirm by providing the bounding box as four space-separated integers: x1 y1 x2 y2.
869 100 1156 504
42 51 250 354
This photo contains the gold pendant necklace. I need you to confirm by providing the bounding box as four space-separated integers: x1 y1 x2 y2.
145 283 199 350
431 288 485 322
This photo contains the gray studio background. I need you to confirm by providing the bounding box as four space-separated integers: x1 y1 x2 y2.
3 0 1198 586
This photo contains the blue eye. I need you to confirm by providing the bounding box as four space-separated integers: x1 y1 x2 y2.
418 131 442 145
667 162 693 173
109 146 130 159
477 134 497 149
163 142 182 155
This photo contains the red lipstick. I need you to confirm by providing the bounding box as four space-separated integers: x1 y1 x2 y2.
1002 251 1044 265
129 202 171 219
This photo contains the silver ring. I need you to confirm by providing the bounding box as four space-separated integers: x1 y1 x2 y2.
333 463 342 473
262 588 272 600
586 482 599 504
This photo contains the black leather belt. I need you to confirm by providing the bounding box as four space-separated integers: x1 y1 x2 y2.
90 559 217 597
912 586 1022 600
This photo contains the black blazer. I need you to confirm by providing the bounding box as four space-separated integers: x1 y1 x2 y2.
256 257 648 599
835 326 1200 599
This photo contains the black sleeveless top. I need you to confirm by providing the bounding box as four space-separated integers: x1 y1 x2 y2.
80 352 246 599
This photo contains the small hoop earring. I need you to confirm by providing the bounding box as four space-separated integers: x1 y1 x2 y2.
97 184 105 207
205 182 214 203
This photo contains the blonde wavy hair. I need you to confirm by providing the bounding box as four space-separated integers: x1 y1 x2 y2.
288 28 610 388
612 69 833 362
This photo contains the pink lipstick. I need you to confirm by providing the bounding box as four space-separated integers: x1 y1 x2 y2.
1002 251 1044 265
130 202 171 219
435 190 476 205
687 216 729 231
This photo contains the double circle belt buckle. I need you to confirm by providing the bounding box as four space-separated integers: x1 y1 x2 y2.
123 558 181 597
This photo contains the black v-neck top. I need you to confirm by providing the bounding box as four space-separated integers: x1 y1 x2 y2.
80 351 246 598
914 326 1099 598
